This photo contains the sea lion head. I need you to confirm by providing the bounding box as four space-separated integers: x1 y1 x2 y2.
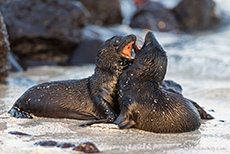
134 31 167 85
96 34 136 72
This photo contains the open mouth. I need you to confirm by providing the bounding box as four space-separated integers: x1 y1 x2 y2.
121 31 158 59
121 41 141 59
121 41 134 59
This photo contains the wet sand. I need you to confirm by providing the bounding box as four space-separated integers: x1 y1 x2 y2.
0 65 230 154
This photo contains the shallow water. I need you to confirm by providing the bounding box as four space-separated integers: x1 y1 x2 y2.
1 1 230 154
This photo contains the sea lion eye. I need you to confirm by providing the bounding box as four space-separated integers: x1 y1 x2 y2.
113 40 120 47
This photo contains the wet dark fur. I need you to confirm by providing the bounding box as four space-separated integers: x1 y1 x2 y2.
160 80 213 120
9 34 136 120
116 32 211 133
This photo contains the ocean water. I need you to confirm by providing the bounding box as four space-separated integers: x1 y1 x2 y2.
0 1 230 154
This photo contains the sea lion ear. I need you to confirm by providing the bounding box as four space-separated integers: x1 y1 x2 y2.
145 31 164 52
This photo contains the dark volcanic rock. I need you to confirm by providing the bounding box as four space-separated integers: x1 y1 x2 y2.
34 140 58 147
172 0 219 31
35 140 75 149
0 0 89 67
69 39 103 65
34 140 99 152
73 142 100 153
57 143 75 148
79 0 122 26
0 11 10 83
0 0 7 4
8 131 32 137
130 1 179 32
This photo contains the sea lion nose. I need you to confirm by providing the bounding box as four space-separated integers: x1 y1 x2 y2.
125 34 136 42
144 31 164 52
145 31 155 42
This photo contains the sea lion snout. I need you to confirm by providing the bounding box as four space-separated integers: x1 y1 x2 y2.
140 31 164 54
119 34 136 60
132 31 163 58
145 31 155 42
123 34 136 43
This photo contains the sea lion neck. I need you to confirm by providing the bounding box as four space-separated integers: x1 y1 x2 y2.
89 67 120 111
121 64 161 88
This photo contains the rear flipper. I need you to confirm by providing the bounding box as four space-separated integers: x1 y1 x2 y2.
187 99 214 119
8 106 33 119
161 80 183 94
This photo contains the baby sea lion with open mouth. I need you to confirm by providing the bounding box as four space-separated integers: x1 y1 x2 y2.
9 34 136 120
116 31 212 133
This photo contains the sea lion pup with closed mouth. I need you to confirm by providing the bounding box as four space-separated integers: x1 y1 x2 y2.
116 31 211 133
9 34 136 120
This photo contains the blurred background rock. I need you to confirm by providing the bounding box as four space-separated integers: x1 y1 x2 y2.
0 0 221 76
0 11 10 83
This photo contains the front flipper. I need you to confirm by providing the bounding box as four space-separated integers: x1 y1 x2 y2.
79 98 117 127
115 117 135 129
8 106 33 119
187 99 214 119
114 115 136 129
94 98 117 120
114 108 136 129
79 116 116 127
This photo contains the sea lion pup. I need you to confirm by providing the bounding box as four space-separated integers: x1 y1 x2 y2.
9 34 136 120
116 31 202 133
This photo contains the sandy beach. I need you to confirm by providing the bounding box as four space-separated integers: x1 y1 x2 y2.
0 63 230 154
